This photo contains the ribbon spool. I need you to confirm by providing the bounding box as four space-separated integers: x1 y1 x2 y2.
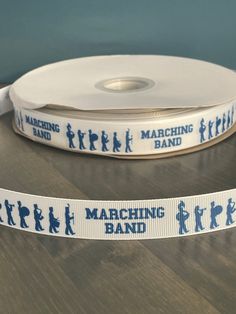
0 55 235 239
9 55 236 158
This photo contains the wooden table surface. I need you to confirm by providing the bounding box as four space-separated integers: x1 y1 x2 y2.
0 100 235 313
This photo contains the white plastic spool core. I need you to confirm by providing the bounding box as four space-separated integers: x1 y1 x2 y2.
95 77 155 93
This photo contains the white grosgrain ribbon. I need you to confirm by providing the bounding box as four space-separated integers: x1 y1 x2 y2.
13 99 236 157
0 85 235 239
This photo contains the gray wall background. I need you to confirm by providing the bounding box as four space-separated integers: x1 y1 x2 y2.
0 0 236 82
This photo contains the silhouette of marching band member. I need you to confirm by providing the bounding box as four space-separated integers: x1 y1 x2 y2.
210 201 223 229
231 105 235 125
17 201 30 228
199 118 206 143
113 132 121 152
20 111 24 131
5 200 15 226
226 198 236 226
208 120 214 140
66 123 75 149
101 130 109 152
88 129 98 151
215 116 221 136
78 130 86 150
15 110 24 131
49 207 60 233
125 129 133 153
0 203 3 223
227 110 231 129
194 206 206 232
65 204 75 235
222 113 226 132
176 201 189 235
33 204 44 231
15 110 21 130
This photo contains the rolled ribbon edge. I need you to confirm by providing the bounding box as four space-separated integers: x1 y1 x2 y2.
12 100 236 157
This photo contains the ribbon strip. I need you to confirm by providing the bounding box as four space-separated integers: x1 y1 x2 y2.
13 101 236 157
0 185 235 240
0 86 235 239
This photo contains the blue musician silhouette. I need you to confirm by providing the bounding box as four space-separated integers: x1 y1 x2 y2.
199 118 206 143
88 129 98 151
231 105 235 125
49 207 60 233
222 113 226 132
0 203 3 223
176 201 189 235
101 130 109 152
5 200 15 226
33 204 44 231
20 111 24 131
15 110 21 129
194 205 206 232
66 123 75 149
227 110 231 129
226 198 236 226
17 201 29 228
125 129 133 153
208 120 214 140
113 132 121 152
78 130 86 150
65 204 75 235
215 116 221 136
210 201 223 229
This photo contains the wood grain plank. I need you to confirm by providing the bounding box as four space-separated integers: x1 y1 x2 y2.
142 229 236 313
0 226 88 314
56 240 220 314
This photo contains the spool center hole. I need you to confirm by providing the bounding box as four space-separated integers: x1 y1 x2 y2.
96 77 155 93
